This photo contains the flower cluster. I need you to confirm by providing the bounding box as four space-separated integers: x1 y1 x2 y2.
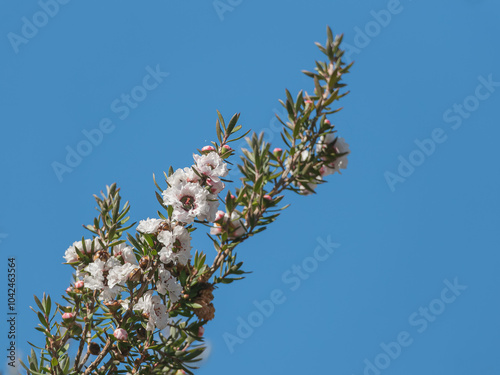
26 27 351 375
163 151 228 224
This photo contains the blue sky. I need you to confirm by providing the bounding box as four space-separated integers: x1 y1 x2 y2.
1 0 499 374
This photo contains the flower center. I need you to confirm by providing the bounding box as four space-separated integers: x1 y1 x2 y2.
172 239 182 253
154 306 162 317
180 195 196 211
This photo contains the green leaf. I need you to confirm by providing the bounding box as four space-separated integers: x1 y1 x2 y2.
314 76 323 97
293 120 301 139
46 295 51 318
33 295 44 314
216 110 226 131
185 303 203 309
226 113 240 135
216 119 223 144
327 26 334 44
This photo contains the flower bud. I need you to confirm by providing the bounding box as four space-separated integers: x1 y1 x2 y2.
222 144 232 151
74 280 84 289
215 210 225 222
198 326 205 337
66 287 72 294
62 312 75 320
113 328 128 341
324 119 331 125
263 195 272 201
273 148 282 155
201 145 215 152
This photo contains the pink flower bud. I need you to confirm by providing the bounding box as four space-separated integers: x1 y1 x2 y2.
66 287 72 293
74 280 84 289
113 328 128 341
273 148 282 154
198 326 205 337
264 195 272 201
231 194 236 199
201 146 215 152
62 312 75 320
324 119 331 125
222 145 232 151
215 210 225 222
305 100 313 105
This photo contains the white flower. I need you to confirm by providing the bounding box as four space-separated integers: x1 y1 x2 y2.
83 259 106 290
193 152 228 180
83 258 138 301
63 244 78 263
298 176 322 195
163 182 216 223
206 177 225 194
203 195 220 222
330 137 349 172
63 239 102 263
83 258 119 290
157 266 183 303
316 136 350 174
167 167 199 188
158 225 192 266
99 286 121 302
210 211 246 238
113 243 137 264
284 150 311 175
108 262 139 288
133 291 170 331
315 133 337 153
120 299 130 311
136 218 164 234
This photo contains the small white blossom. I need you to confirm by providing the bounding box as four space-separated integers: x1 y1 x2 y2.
157 266 183 303
167 167 199 187
163 182 215 223
120 299 130 311
108 262 139 288
133 291 170 331
206 177 225 194
83 257 138 301
193 152 228 180
136 218 164 234
63 239 102 263
113 243 137 264
298 176 322 195
84 258 118 288
99 286 121 301
158 225 192 265
210 211 246 238
315 133 337 152
316 136 350 175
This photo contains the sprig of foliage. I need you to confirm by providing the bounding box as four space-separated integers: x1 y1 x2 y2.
24 26 351 375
